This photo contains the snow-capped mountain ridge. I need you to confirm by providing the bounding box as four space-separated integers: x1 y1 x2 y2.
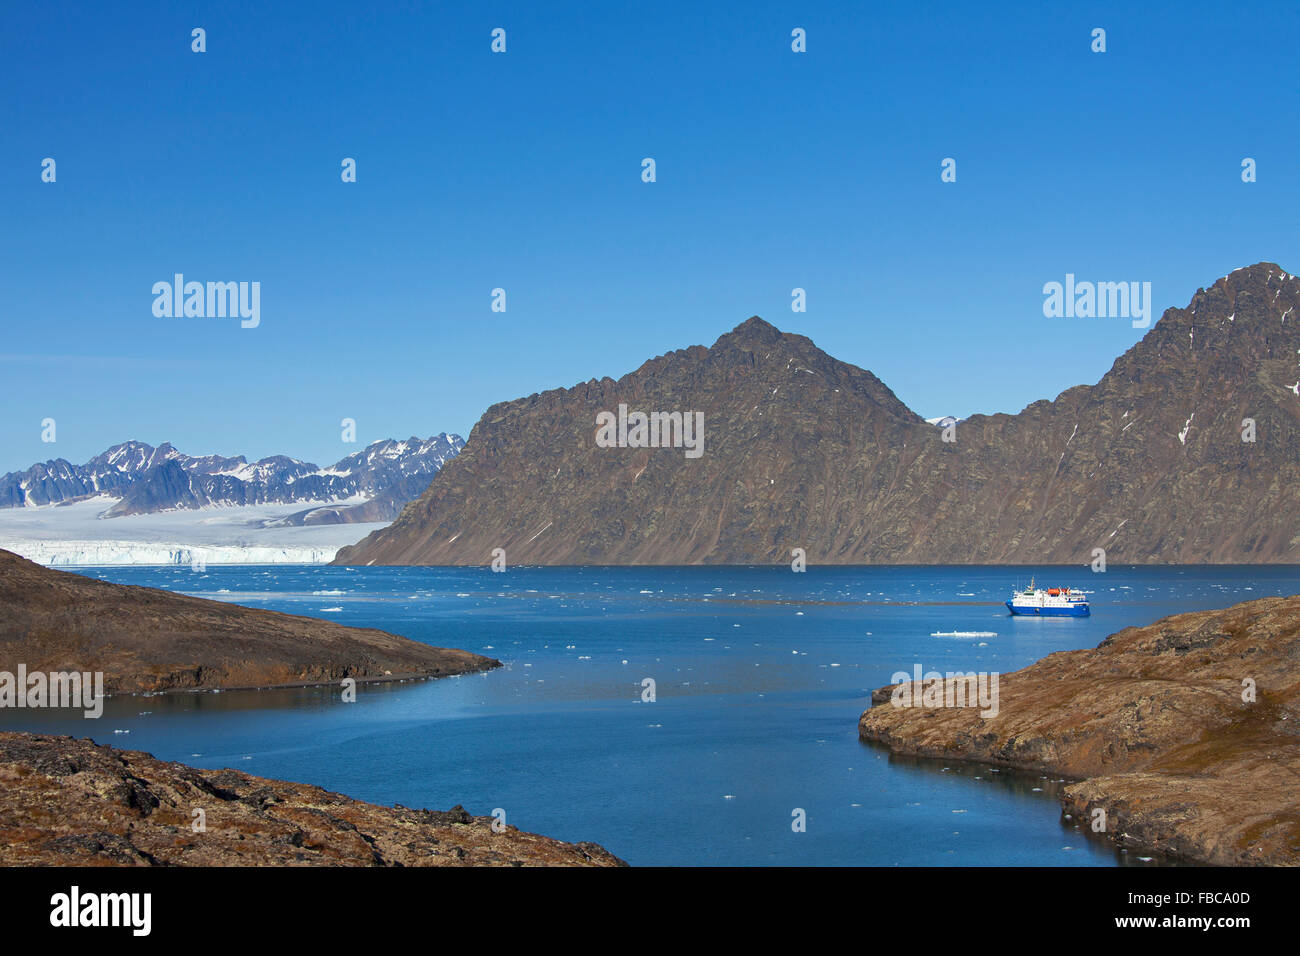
0 435 464 518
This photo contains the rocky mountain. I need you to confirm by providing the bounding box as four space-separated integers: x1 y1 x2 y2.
0 441 173 507
0 733 623 866
0 435 463 523
859 593 1300 865
0 547 495 693
336 261 1300 565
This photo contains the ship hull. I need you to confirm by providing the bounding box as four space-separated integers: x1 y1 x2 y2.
1005 601 1089 617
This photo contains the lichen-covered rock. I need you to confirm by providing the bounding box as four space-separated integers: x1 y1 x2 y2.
0 733 625 867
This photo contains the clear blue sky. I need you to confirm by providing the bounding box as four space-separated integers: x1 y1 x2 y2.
3 0 1297 473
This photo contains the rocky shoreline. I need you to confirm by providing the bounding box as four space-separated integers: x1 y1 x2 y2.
0 551 628 865
859 595 1300 866
0 732 624 866
0 548 498 694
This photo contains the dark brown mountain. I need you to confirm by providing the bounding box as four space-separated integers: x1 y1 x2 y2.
0 548 496 693
336 262 1300 566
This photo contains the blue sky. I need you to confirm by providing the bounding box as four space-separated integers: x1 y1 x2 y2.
3 0 1297 473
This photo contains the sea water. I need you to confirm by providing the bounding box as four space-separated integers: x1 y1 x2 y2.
8 564 1297 866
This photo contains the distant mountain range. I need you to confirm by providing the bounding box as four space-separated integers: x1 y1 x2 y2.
0 435 464 524
336 261 1300 565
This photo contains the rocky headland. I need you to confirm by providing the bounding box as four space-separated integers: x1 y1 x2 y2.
859 595 1300 865
0 547 496 694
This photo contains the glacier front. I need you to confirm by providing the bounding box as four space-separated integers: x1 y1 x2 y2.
0 498 386 566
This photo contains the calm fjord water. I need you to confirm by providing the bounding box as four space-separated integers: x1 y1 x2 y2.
12 564 1299 866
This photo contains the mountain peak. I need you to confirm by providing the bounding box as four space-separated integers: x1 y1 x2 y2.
1200 261 1289 294
721 316 785 345
1228 260 1284 278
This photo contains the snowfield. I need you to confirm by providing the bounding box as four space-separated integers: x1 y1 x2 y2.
0 497 386 566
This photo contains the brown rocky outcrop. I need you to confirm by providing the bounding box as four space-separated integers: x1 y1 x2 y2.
0 733 624 866
0 548 496 694
858 595 1300 865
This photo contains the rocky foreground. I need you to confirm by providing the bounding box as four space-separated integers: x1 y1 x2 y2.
859 595 1300 865
0 548 496 693
0 733 624 866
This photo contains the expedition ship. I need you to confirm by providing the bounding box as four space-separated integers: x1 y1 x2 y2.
1006 578 1090 616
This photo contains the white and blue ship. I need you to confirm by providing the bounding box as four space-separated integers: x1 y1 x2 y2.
1006 578 1090 616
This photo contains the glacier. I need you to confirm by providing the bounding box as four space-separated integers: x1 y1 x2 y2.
2 540 339 566
0 497 386 566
